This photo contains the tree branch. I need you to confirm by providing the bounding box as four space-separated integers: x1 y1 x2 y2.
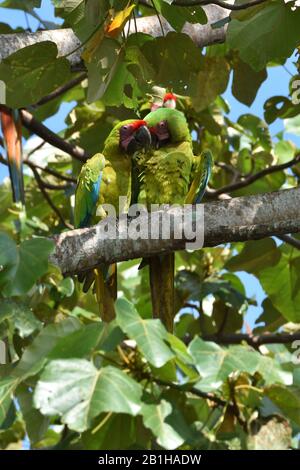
172 0 267 11
34 72 87 107
203 331 300 346
209 154 300 197
0 5 229 67
20 109 88 162
50 186 300 275
278 233 300 250
31 165 73 230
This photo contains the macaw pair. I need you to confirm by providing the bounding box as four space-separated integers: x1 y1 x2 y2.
75 96 213 331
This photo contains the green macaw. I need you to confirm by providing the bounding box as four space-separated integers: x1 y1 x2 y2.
74 119 151 321
135 106 213 332
0 106 24 206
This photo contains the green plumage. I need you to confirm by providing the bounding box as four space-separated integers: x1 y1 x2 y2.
74 120 139 321
136 108 213 331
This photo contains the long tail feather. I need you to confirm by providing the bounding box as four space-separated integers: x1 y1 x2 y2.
0 106 24 205
185 150 213 205
149 253 174 332
94 264 117 322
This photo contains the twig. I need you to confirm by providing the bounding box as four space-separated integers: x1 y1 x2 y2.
151 376 227 407
31 165 73 230
26 140 46 158
1 152 77 184
34 73 87 107
172 0 267 10
20 109 88 162
209 154 300 197
26 161 77 184
278 234 300 250
202 331 300 346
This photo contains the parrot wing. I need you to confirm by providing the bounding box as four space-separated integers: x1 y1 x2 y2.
74 153 106 228
185 150 213 204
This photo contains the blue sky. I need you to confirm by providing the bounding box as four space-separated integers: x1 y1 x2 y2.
0 0 298 327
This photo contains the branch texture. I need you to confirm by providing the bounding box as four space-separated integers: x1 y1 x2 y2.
50 187 300 275
0 5 229 66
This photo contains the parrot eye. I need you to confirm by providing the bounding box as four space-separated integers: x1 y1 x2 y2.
158 121 167 129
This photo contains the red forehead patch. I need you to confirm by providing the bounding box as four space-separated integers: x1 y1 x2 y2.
163 92 176 102
131 120 147 130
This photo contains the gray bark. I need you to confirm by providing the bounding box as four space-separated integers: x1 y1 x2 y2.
0 5 228 66
50 187 300 275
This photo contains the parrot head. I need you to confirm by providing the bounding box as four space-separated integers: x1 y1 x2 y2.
119 120 152 154
148 120 170 148
145 108 191 147
163 92 177 109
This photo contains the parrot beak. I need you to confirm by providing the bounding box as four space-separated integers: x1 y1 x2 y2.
133 124 152 151
120 123 152 154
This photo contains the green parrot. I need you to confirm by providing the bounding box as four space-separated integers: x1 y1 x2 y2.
135 106 213 331
74 119 151 321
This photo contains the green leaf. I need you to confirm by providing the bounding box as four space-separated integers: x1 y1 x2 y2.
189 337 291 392
227 2 300 71
46 324 100 359
232 57 267 106
82 414 141 450
265 384 300 426
34 360 142 432
0 0 41 9
0 377 16 428
247 416 292 450
274 140 295 164
141 400 184 450
0 232 18 290
13 317 82 379
16 385 49 445
191 56 230 112
259 249 300 322
4 237 54 296
153 0 207 31
0 300 42 338
226 239 281 274
284 114 300 136
0 41 72 108
115 298 174 368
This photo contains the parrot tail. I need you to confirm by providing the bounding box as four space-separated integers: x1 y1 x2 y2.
0 106 24 205
94 264 117 322
149 253 175 332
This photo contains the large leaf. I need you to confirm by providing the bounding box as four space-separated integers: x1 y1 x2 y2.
141 400 184 450
0 0 41 8
115 298 174 368
265 384 300 426
4 237 54 296
0 232 18 290
0 41 72 108
0 300 42 338
188 337 291 392
227 2 300 71
232 57 267 106
259 249 300 322
34 360 142 432
0 377 16 428
191 56 230 112
226 239 281 274
13 317 82 379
